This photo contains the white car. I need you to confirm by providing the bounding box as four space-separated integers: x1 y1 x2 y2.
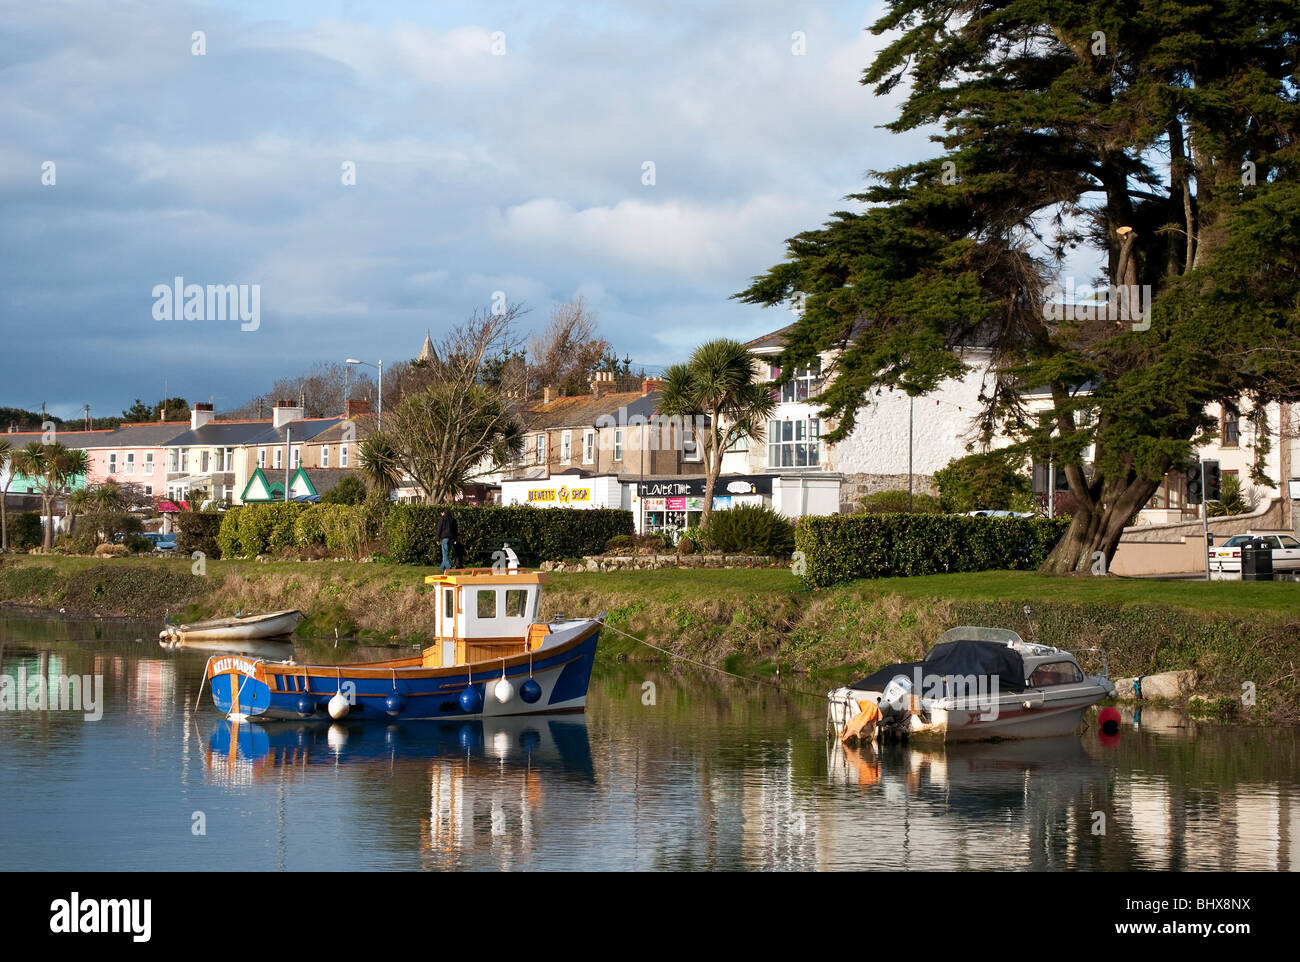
1208 533 1300 577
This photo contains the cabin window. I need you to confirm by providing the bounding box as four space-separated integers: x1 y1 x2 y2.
476 589 498 619
505 589 528 618
444 588 455 620
1028 661 1083 687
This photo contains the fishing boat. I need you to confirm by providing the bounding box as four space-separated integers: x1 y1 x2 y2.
159 610 302 648
828 627 1115 744
203 558 601 722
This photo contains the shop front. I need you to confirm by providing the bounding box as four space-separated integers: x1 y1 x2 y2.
634 476 771 535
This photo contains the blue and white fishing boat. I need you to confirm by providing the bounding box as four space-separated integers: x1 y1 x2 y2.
203 556 601 722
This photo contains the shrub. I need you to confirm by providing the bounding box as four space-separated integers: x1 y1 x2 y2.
9 513 43 550
676 532 698 555
176 510 223 558
294 505 327 547
858 489 943 514
702 503 795 555
320 504 368 559
124 535 155 554
933 450 1033 513
386 505 634 566
321 475 368 505
794 513 1071 588
217 508 242 558
605 534 635 553
235 503 303 556
93 543 129 558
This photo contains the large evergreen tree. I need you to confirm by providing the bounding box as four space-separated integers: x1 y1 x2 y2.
738 0 1300 572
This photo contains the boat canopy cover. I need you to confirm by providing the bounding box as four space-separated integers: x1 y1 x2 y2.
850 640 1027 693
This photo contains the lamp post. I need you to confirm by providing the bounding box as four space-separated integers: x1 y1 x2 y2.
345 358 382 431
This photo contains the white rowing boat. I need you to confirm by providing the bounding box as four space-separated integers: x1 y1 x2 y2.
159 609 302 647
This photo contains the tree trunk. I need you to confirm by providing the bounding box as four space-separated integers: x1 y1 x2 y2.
0 480 9 551
43 495 54 551
1040 475 1159 574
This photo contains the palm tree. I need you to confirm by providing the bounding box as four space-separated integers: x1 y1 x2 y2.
66 487 94 536
13 443 89 550
357 436 403 496
0 439 11 552
658 339 777 530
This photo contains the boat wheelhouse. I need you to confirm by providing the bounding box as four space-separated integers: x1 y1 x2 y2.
204 559 601 722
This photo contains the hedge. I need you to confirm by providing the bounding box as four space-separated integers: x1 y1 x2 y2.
387 505 634 566
794 514 1071 588
175 511 224 558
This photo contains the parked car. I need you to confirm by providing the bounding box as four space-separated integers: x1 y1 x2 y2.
1208 532 1300 577
115 531 177 551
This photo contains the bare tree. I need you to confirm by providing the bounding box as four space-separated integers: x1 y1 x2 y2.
224 362 377 418
528 296 611 397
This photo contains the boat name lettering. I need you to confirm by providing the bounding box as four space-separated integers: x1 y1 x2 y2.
211 657 259 676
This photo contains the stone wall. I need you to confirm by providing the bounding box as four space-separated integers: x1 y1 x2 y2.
837 472 938 513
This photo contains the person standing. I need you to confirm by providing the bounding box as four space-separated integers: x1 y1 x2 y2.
437 508 459 572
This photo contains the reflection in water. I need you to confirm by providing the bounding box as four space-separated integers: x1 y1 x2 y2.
0 611 1297 871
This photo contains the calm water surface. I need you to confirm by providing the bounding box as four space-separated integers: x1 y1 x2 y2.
1 612 1296 871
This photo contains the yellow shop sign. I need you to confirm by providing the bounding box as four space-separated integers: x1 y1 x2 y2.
528 486 591 504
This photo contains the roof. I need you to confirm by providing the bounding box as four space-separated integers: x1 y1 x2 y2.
0 429 115 446
83 422 192 448
744 325 795 352
296 468 362 495
164 417 345 448
522 391 659 431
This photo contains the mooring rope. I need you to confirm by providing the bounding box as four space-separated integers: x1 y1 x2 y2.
598 620 829 701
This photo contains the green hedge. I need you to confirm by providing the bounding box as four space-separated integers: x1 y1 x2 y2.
387 505 634 566
175 511 224 558
794 514 1071 588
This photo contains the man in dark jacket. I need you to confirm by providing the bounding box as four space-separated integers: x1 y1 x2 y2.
436 508 459 572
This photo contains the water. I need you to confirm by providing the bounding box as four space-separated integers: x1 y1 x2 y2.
1 612 1296 871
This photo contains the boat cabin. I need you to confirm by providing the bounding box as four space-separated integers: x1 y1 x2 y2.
421 568 551 668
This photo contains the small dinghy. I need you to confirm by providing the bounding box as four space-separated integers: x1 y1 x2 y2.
159 609 302 648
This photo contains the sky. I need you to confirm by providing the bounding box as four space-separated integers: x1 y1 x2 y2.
3 0 965 419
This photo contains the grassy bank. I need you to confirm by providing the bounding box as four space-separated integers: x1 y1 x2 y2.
1 555 1296 720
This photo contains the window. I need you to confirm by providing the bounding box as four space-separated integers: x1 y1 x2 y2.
682 420 702 461
223 448 234 471
144 452 154 476
321 445 330 468
200 450 209 473
505 589 528 618
476 589 498 619
257 447 266 468
780 361 824 402
767 418 820 468
107 453 117 474
1222 406 1240 447
291 446 301 468
125 453 135 475
444 588 455 620
340 444 348 468
614 429 623 461
536 434 547 466
168 449 178 472
583 429 595 464
1028 661 1084 687
725 431 749 453
273 447 283 470
561 430 572 465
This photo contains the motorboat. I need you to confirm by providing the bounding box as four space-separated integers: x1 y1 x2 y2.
827 626 1116 743
159 610 302 647
202 556 601 723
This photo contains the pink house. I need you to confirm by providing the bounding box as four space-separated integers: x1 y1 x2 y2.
82 422 191 498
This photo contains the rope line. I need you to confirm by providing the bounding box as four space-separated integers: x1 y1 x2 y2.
599 620 829 701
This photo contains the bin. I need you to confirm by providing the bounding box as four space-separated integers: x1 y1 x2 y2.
1242 539 1274 581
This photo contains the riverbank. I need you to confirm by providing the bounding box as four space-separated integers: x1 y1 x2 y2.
1 554 1296 720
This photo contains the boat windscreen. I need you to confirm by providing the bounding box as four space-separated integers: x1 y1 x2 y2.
849 641 1026 693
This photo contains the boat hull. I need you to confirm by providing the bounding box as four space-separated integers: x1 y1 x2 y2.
161 609 302 645
207 619 600 722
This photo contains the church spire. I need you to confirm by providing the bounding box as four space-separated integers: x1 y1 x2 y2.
418 331 436 363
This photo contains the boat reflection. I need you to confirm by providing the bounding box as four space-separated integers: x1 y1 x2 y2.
162 637 296 659
205 715 596 783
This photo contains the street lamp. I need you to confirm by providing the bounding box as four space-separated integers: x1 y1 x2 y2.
345 358 382 432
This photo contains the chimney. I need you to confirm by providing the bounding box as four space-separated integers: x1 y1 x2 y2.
190 402 215 431
590 370 615 397
543 386 556 405
272 398 305 429
641 377 663 396
344 398 372 418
